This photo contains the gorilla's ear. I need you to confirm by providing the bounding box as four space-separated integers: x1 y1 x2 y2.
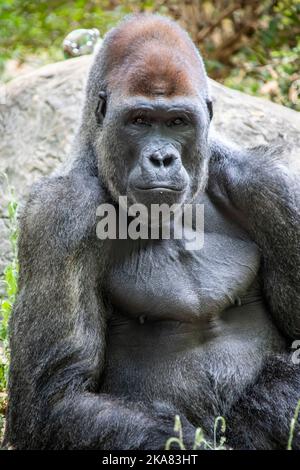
206 99 213 121
95 91 107 124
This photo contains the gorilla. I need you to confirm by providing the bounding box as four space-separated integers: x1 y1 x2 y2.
3 14 300 450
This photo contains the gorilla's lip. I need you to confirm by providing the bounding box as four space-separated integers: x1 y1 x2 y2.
135 184 185 193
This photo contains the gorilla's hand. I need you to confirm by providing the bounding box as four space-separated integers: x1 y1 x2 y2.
147 401 198 450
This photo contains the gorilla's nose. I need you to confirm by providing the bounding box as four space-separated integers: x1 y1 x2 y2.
148 150 178 169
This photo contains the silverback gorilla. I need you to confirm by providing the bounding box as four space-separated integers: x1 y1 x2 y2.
4 14 300 450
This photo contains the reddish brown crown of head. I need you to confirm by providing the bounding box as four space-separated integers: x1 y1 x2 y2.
104 15 206 98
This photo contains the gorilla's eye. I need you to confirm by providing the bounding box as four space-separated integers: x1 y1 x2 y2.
168 117 185 127
132 116 150 126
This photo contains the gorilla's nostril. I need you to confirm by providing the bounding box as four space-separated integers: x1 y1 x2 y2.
149 155 161 167
149 153 176 168
163 156 174 167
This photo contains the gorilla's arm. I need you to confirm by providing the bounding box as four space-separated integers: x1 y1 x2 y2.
4 172 187 450
225 354 300 450
208 137 300 339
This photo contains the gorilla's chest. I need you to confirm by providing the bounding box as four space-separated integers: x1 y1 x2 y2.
102 195 284 415
105 194 260 323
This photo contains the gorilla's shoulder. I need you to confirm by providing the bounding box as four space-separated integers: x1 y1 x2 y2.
18 170 106 257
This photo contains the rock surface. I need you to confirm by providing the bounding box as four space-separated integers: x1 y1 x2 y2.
0 55 299 278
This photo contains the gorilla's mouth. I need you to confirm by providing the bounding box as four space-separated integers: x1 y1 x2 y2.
135 184 186 193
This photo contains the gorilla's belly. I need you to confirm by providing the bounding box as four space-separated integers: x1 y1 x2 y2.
101 290 284 416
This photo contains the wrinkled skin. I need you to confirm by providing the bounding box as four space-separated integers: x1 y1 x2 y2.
4 14 300 450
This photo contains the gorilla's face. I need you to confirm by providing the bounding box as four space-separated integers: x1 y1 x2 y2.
97 94 210 207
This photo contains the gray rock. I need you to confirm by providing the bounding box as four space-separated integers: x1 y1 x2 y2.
0 55 299 281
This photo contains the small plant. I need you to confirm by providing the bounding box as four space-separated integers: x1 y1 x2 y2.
165 415 227 450
287 399 300 450
166 402 300 451
0 176 19 442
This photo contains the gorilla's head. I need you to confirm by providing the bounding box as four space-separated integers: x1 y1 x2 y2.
80 14 212 207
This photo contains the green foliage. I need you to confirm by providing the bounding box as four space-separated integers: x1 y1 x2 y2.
0 0 131 78
223 42 300 110
0 184 18 392
215 0 300 110
0 181 18 443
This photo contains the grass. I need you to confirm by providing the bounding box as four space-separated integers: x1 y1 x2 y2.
165 415 227 450
288 399 300 450
0 177 19 443
166 407 300 450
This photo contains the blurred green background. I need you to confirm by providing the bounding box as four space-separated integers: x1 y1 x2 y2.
0 0 299 108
